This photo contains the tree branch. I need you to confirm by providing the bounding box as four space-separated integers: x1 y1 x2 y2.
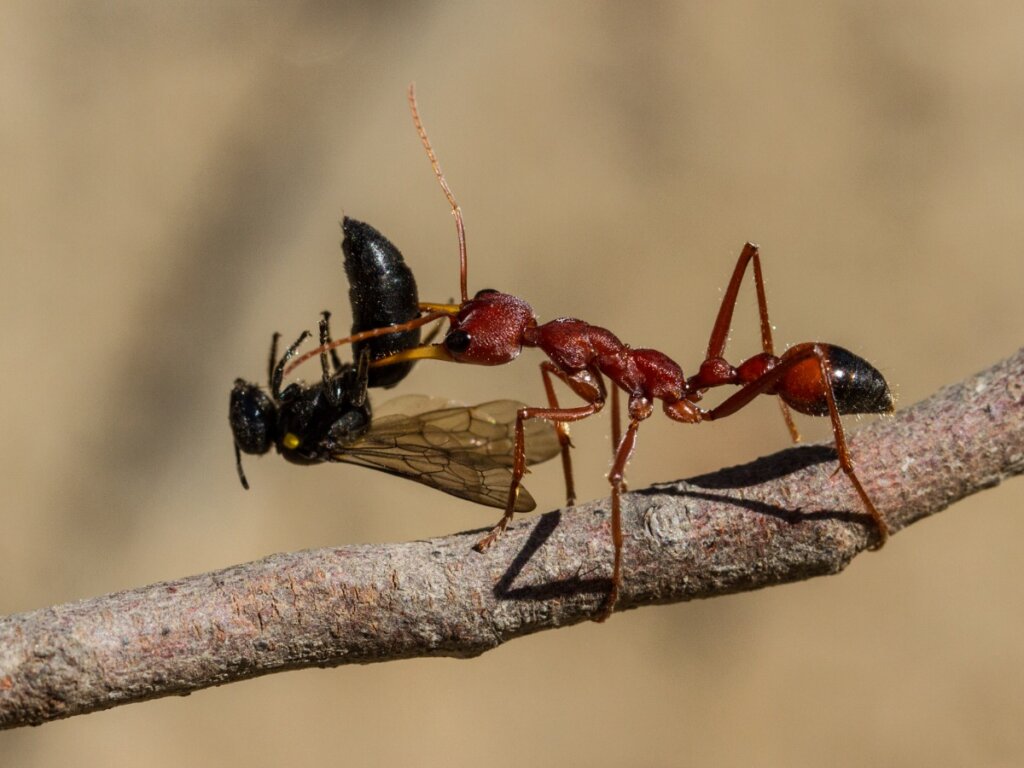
2 350 1022 729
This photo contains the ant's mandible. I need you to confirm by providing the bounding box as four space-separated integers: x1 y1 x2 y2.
288 85 895 621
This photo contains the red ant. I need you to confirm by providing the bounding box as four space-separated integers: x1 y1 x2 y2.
288 85 895 620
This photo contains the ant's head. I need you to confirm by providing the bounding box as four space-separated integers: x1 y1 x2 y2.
367 290 537 370
230 379 279 488
441 290 536 365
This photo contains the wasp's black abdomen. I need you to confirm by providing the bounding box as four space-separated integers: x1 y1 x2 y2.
342 217 421 388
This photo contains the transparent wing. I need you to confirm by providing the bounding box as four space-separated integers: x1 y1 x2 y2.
371 394 453 419
329 400 562 512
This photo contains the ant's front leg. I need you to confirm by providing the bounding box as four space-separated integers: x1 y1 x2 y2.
538 361 580 506
537 365 630 505
473 366 606 553
610 386 626 491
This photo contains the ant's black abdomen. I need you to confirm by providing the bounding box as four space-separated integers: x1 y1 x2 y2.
779 344 894 417
342 217 421 388
826 345 894 415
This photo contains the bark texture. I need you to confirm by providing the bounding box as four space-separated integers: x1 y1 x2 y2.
2 349 1022 729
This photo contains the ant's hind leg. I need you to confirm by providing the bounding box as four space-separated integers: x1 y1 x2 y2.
703 242 800 442
703 345 889 547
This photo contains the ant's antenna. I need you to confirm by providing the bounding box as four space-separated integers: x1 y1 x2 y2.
408 83 468 303
283 310 454 376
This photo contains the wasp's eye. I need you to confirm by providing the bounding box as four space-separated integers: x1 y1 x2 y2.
445 329 472 354
230 381 276 456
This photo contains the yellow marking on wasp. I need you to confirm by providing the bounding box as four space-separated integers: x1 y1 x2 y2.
283 433 301 450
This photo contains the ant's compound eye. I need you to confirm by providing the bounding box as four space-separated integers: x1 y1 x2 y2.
474 288 499 299
444 329 472 354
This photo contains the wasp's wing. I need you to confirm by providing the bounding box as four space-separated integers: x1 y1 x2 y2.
371 398 563 465
371 394 452 419
330 400 562 512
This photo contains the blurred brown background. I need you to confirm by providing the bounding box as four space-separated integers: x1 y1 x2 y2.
3 2 1023 766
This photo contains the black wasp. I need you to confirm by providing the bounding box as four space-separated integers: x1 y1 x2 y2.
229 218 559 510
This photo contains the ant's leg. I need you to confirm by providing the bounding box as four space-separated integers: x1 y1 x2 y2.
703 243 799 441
538 361 584 506
705 243 770 358
474 370 606 552
473 401 602 552
271 330 311 399
610 386 628 491
702 345 888 547
596 415 644 622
